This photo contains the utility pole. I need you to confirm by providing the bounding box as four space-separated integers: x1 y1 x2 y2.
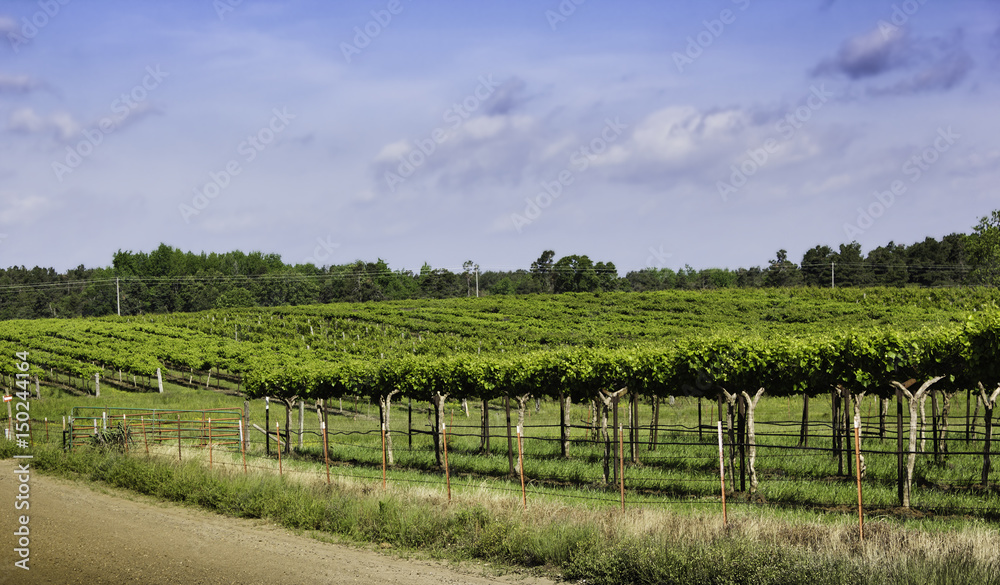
475 265 479 297
831 262 835 289
116 277 121 316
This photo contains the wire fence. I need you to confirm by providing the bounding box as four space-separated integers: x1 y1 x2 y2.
4 395 998 519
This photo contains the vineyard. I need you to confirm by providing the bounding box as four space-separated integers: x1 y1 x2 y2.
3 287 1000 517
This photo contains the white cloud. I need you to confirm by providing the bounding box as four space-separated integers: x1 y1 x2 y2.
7 107 81 141
0 74 43 93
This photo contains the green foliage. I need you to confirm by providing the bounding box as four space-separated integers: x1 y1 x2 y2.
968 210 1000 286
91 420 134 453
215 288 256 308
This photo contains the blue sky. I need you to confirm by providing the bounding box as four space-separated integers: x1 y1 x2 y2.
1 0 998 274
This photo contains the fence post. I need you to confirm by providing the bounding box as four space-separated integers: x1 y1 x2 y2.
277 423 283 476
896 387 905 507
855 416 864 541
717 421 727 528
737 394 746 492
619 424 625 513
517 424 526 510
265 397 270 456
322 420 330 484
443 423 451 502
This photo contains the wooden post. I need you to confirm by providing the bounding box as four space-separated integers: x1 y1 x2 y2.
612 396 620 488
855 416 864 541
844 388 853 479
298 401 305 451
630 393 639 464
322 420 330 484
481 399 491 454
559 391 567 458
506 394 514 476
276 423 282 476
966 388 972 444
737 394 746 492
442 423 451 502
141 415 149 455
697 397 702 442
896 387 905 507
95 373 100 398
799 394 809 447
833 388 842 476
879 397 888 439
981 383 999 487
156 368 163 393
239 420 247 474
619 424 625 512
517 424 526 510
717 421 727 528
931 389 940 464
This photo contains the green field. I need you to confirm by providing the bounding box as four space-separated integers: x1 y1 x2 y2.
3 288 1000 583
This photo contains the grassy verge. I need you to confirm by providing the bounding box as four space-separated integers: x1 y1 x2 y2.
5 440 999 585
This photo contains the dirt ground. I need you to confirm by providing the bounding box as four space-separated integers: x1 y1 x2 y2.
0 466 556 585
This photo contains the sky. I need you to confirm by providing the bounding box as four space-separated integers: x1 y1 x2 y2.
0 0 998 275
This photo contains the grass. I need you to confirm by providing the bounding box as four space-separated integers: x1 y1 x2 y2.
10 375 1000 519
4 438 1000 585
4 375 1000 583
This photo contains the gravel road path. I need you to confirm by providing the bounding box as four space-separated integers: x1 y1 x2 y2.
0 466 555 585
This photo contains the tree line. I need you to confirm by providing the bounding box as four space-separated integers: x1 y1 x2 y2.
1 211 998 320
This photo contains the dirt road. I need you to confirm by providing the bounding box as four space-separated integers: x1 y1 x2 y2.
0 466 555 585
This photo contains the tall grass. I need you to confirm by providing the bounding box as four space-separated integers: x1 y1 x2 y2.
6 440 999 585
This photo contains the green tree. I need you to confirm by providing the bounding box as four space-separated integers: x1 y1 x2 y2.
553 255 599 293
968 210 1000 286
764 249 802 287
866 242 909 287
800 245 834 287
832 242 868 287
530 250 556 293
215 288 256 308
